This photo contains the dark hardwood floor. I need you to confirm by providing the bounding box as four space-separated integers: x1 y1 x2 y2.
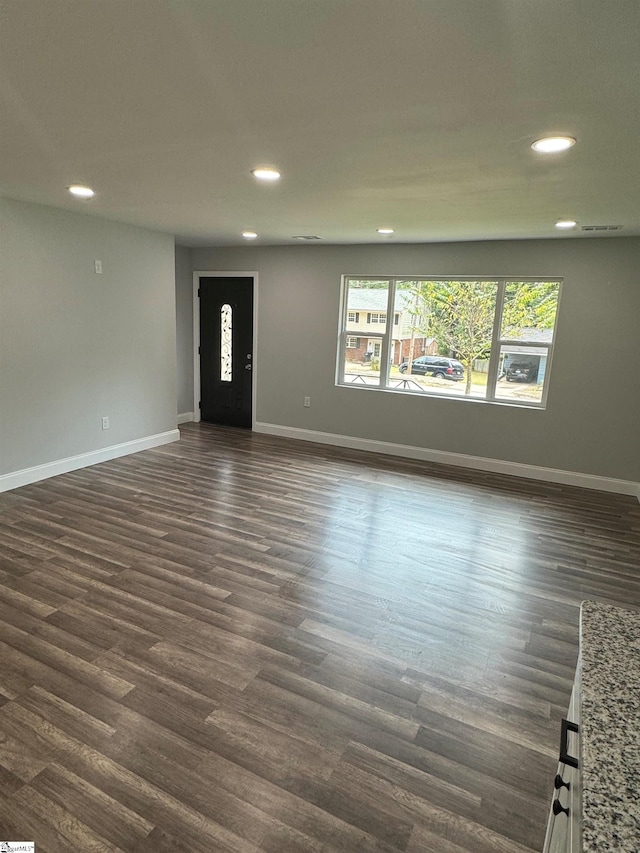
1 422 639 852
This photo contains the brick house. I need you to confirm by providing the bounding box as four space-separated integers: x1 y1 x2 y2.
345 289 438 364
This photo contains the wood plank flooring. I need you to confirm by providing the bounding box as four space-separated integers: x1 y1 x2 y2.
1 422 639 852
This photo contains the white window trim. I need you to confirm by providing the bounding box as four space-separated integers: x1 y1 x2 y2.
337 276 562 409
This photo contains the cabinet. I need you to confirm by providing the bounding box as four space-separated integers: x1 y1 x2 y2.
543 664 582 852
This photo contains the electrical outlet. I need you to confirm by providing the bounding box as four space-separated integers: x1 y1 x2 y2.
95 260 103 274
304 396 311 407
102 416 110 430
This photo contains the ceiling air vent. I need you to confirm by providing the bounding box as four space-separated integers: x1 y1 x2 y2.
292 235 323 240
581 225 622 231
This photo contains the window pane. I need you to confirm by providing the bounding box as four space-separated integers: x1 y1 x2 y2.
346 279 390 332
386 280 497 398
341 336 384 386
495 345 549 404
391 281 431 370
501 281 560 342
220 303 232 382
342 279 390 386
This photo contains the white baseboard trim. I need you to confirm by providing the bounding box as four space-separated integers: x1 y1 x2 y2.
0 429 180 494
177 412 195 424
254 422 640 499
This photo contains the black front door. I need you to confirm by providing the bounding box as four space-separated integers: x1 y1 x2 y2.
199 276 253 428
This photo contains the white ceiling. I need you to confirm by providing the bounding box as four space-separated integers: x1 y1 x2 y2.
2 0 639 247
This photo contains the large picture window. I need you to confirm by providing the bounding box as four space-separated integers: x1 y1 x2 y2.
337 277 561 407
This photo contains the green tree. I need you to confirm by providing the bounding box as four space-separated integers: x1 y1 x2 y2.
420 280 497 395
501 281 559 333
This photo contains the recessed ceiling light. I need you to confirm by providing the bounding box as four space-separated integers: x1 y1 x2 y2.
377 228 395 235
531 136 576 153
555 219 577 230
251 168 281 181
242 231 258 239
67 184 95 198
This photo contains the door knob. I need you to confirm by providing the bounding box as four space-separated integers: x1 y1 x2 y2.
552 799 570 817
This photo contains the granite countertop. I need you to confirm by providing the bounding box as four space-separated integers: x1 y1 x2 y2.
580 600 640 852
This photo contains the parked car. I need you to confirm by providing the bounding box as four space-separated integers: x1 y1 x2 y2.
505 361 538 382
398 355 465 380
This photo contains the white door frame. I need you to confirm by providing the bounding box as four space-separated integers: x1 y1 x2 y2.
193 271 259 428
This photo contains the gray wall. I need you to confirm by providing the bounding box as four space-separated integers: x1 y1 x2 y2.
0 198 177 476
190 238 640 483
175 244 194 415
